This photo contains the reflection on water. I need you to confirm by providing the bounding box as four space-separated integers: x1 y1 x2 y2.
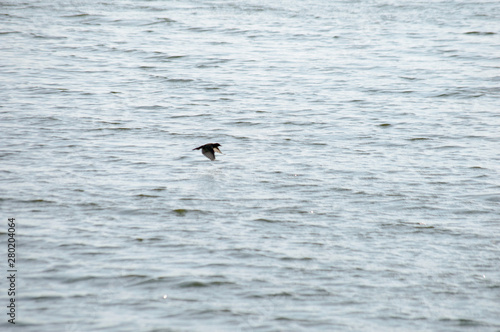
1 0 499 331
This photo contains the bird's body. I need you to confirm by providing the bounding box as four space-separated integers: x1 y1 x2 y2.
193 143 222 161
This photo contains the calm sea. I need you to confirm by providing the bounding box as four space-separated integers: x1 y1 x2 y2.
1 0 499 331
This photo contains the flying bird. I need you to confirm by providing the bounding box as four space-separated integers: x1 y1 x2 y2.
193 143 222 161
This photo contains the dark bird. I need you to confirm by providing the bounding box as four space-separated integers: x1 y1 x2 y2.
193 143 222 161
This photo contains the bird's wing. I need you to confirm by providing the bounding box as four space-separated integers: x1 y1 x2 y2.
213 147 222 154
202 148 216 161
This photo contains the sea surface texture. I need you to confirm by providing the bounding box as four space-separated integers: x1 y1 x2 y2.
1 0 499 331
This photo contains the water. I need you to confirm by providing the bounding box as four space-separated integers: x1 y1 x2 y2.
1 0 499 331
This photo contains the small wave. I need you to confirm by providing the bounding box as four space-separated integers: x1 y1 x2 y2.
143 17 176 26
173 209 187 216
166 78 194 83
433 89 485 99
29 32 66 40
63 13 90 18
152 187 167 191
407 137 431 141
187 27 213 33
135 194 160 198
27 294 64 300
254 218 284 223
177 280 235 288
0 31 21 35
148 54 187 61
439 318 488 327
464 31 496 36
21 199 56 204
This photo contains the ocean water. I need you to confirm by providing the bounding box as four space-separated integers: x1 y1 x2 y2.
1 0 499 331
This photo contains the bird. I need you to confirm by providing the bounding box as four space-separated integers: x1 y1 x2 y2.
193 143 222 161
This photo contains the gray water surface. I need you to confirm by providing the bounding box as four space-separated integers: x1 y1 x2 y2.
1 0 500 331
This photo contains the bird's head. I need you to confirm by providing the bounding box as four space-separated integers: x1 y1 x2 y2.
213 143 222 154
